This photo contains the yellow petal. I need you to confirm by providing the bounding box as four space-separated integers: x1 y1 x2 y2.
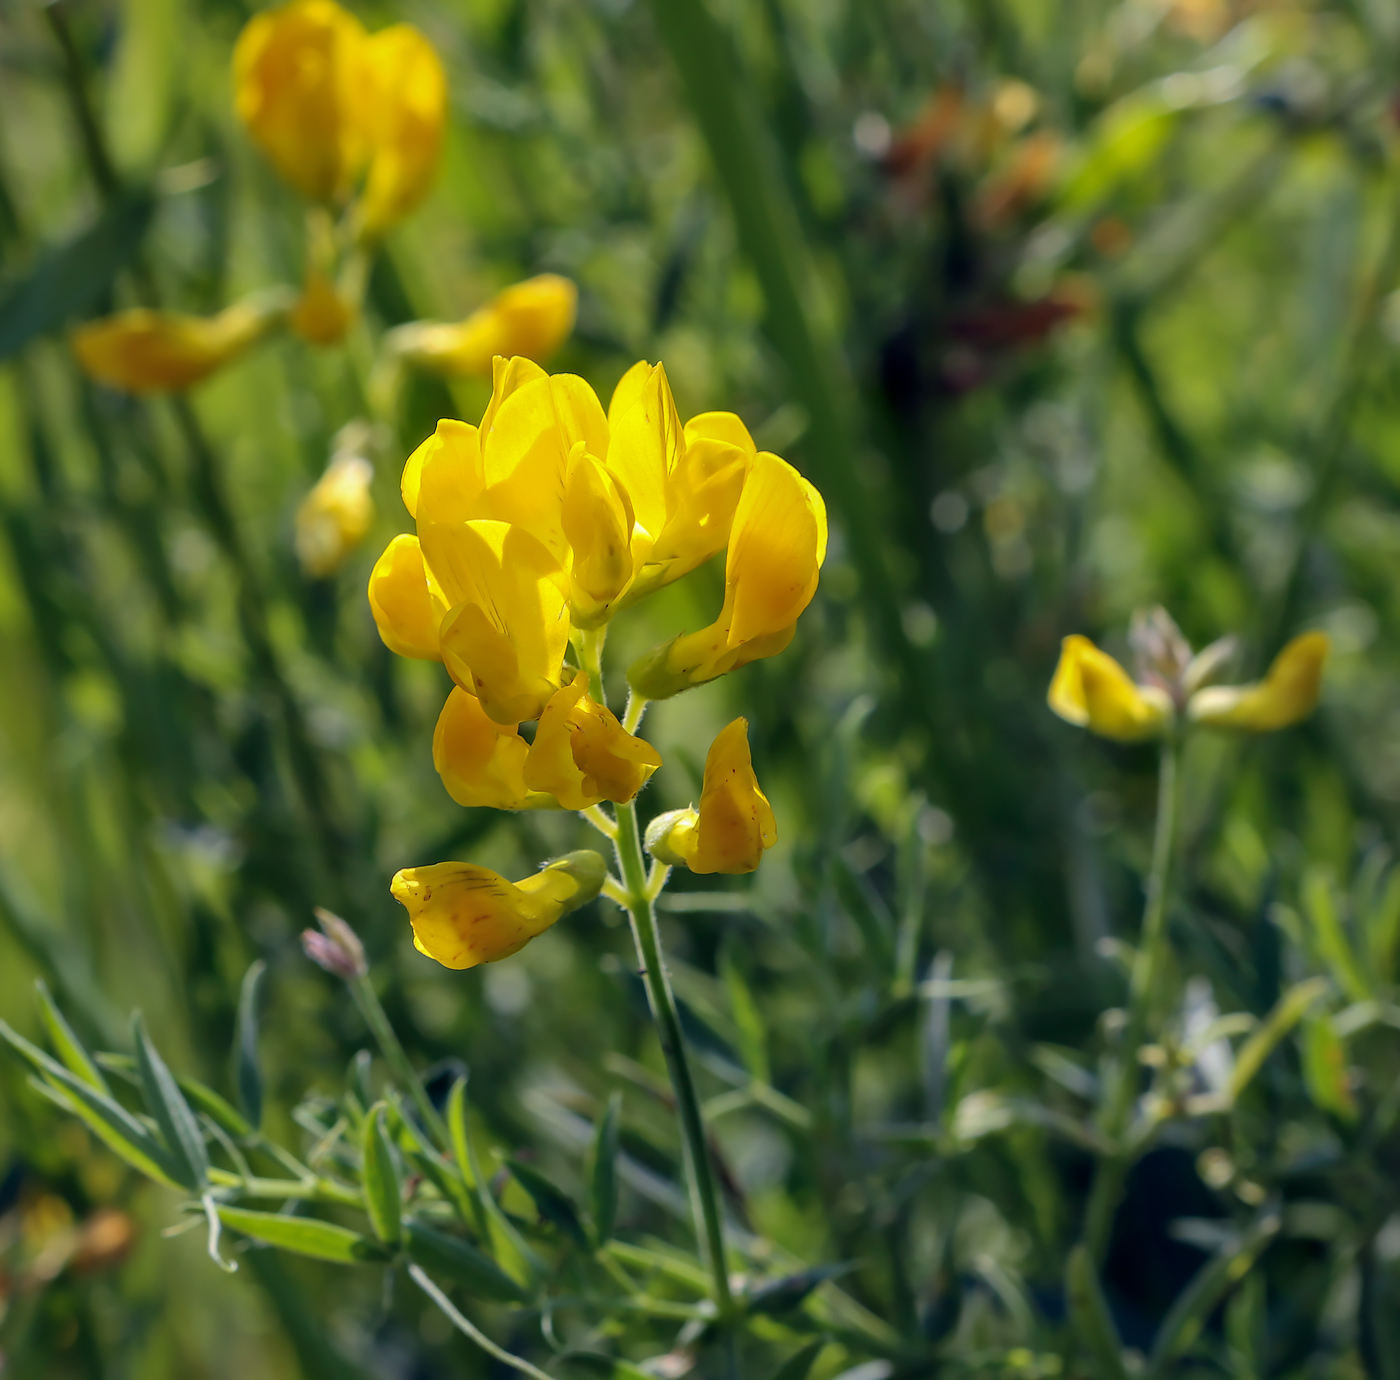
368 533 441 660
562 444 636 627
607 359 655 432
1188 631 1330 732
689 718 777 874
391 851 604 969
1047 635 1173 742
356 24 446 237
481 354 548 438
523 675 661 810
682 411 758 457
289 262 353 345
603 361 681 543
433 687 549 810
233 0 368 203
400 418 482 524
433 520 570 724
72 301 277 393
295 453 374 577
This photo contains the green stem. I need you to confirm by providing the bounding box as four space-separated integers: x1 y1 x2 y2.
612 801 734 1322
1083 736 1181 1260
349 973 450 1153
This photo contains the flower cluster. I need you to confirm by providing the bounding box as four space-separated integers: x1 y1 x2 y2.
1049 606 1329 741
373 355 827 967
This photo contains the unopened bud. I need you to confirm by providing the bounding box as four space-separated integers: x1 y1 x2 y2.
303 908 368 980
644 807 699 867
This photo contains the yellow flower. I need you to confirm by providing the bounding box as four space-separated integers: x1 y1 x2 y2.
388 276 578 377
233 0 368 204
356 25 448 238
431 520 571 725
368 534 441 660
289 263 354 345
1188 631 1329 732
1047 634 1174 742
645 719 776 874
295 452 375 578
71 299 280 393
392 851 607 969
627 453 827 699
522 675 662 810
433 687 555 811
233 0 445 234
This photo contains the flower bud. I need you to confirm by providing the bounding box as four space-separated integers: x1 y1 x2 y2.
295 447 375 578
1048 634 1174 742
391 851 606 969
1188 631 1329 732
644 807 699 867
303 907 368 979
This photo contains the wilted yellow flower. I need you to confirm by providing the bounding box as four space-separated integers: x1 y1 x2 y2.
627 452 828 699
289 263 354 345
646 719 776 874
233 0 445 235
1048 634 1174 742
433 687 555 811
72 299 281 393
1188 632 1329 732
368 534 441 660
295 450 375 578
522 675 662 810
389 276 578 377
392 851 607 969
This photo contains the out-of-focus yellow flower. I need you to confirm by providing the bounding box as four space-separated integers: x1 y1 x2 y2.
646 718 776 874
233 0 445 236
295 450 375 578
433 687 555 810
290 262 354 344
72 299 281 393
1188 632 1329 732
431 519 571 725
233 0 369 204
1048 634 1174 742
627 452 827 699
392 850 606 969
389 276 578 377
522 675 661 810
368 533 441 660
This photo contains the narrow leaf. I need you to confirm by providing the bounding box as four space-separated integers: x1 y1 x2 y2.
1303 869 1371 1004
235 960 266 1129
395 1106 479 1227
216 1205 390 1265
1301 1015 1357 1122
361 1103 403 1246
1067 1243 1129 1380
404 1221 530 1302
1228 977 1329 1102
203 1193 239 1272
746 1263 857 1316
133 1012 209 1190
830 855 894 969
507 1158 589 1249
720 944 770 1085
34 979 107 1093
97 1052 251 1138
769 1341 827 1380
589 1091 621 1247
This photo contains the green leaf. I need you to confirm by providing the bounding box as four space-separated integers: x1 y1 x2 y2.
1303 868 1371 1004
1067 1243 1129 1380
404 1221 530 1302
830 856 894 970
746 1263 856 1317
216 1206 390 1265
97 1052 251 1139
507 1158 589 1249
395 1106 479 1228
589 1091 621 1248
34 979 107 1094
2 1021 185 1189
133 1012 209 1190
769 1341 827 1380
1228 977 1329 1102
564 1354 657 1380
361 1103 403 1246
720 943 770 1085
1366 865 1400 984
235 960 266 1129
1301 1014 1357 1122
0 190 156 361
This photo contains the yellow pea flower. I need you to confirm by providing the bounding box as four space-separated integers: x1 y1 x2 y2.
433 687 555 811
1188 631 1329 732
368 534 441 660
295 451 375 578
392 851 607 970
561 444 637 628
627 453 828 699
388 276 578 377
71 299 282 393
645 718 776 874
233 0 369 204
356 25 447 238
522 675 662 810
1047 635 1174 742
430 520 570 724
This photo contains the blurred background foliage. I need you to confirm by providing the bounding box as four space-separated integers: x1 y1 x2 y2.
2 0 1400 1375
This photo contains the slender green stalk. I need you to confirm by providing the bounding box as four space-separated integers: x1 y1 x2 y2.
611 801 734 1320
1083 737 1182 1259
349 973 450 1153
